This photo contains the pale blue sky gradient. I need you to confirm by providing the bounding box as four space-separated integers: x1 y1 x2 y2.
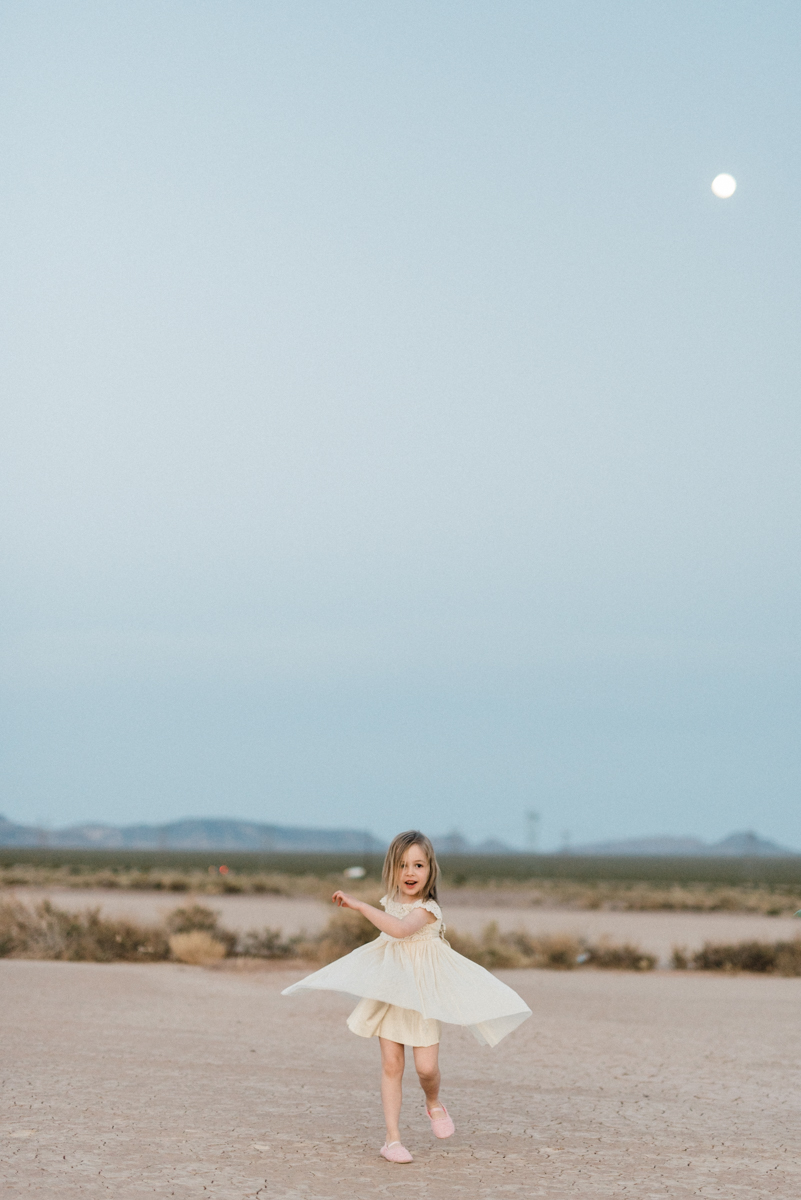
1 2 800 848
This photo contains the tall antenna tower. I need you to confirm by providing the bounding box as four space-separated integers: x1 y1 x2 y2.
525 811 540 853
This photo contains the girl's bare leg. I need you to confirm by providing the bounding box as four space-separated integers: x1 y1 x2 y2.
379 1037 406 1144
412 1043 442 1112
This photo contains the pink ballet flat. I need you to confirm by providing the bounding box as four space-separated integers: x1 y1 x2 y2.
380 1141 413 1163
426 1103 455 1139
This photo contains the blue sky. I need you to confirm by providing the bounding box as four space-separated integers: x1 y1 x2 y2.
1 2 800 848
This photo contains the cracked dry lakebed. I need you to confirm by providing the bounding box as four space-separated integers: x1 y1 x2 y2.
2 958 800 1198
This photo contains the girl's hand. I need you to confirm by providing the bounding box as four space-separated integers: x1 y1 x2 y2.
330 894 436 938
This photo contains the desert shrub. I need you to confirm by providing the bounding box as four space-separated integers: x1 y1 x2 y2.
169 931 227 964
165 904 220 933
483 928 584 970
126 874 158 890
236 927 297 958
448 923 566 969
0 900 169 962
0 899 656 971
775 942 801 975
164 904 236 954
585 941 656 970
530 933 586 969
447 922 654 971
311 906 380 964
0 902 35 956
683 938 801 975
447 923 529 968
221 878 245 894
694 940 776 973
249 880 288 895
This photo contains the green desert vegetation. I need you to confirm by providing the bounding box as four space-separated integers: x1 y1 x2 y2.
2 853 801 914
4 847 801 885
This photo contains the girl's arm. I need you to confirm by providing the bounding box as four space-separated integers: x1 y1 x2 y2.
331 891 436 939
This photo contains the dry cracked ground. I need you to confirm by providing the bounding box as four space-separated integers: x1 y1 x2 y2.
2 958 800 1199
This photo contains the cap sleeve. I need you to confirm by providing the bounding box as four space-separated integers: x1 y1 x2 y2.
411 898 442 920
379 895 388 909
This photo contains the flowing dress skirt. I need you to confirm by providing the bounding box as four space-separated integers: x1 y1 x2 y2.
282 930 531 1047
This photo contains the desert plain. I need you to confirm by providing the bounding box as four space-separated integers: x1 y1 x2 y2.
2 893 801 1198
1 892 801 1190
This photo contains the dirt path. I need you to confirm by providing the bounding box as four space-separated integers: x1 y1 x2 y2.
2 959 800 1198
8 886 801 964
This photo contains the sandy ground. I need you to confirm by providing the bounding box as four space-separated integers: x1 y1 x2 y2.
2 959 800 1199
8 887 801 965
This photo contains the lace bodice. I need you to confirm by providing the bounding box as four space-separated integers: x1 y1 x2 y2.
380 895 446 940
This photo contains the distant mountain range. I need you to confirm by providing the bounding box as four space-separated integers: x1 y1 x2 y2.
0 815 385 853
567 831 798 857
431 832 515 855
0 815 796 856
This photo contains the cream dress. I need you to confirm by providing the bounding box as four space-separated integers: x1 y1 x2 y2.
281 895 531 1048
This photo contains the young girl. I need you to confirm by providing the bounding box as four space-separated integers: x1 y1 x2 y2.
282 830 531 1163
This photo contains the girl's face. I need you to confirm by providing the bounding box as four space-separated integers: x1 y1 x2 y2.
397 844 429 899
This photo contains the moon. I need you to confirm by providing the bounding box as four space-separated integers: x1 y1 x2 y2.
711 173 737 199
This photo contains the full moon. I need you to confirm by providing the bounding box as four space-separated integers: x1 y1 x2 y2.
711 173 737 199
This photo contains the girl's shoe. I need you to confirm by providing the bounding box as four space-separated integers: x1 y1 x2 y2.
426 1104 455 1139
380 1141 413 1163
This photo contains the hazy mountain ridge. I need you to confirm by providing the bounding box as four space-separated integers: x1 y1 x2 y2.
569 831 798 857
0 815 384 853
0 816 796 856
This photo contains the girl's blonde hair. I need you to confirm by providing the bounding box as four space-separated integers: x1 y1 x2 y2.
382 830 439 902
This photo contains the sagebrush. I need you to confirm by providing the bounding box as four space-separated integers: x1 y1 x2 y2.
448 922 656 970
0 901 169 962
672 938 801 975
7 900 799 975
0 901 659 970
